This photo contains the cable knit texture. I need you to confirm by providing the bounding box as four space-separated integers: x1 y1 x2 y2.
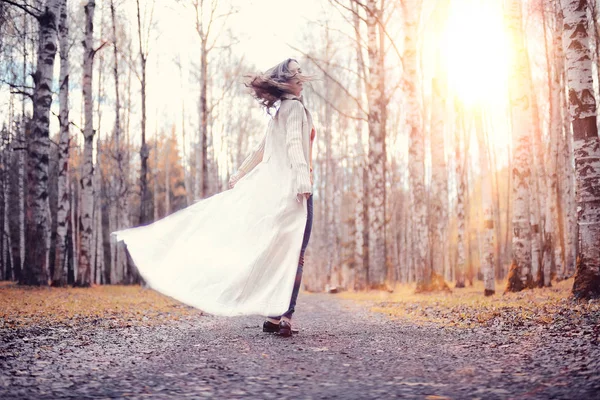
281 99 312 195
237 122 268 175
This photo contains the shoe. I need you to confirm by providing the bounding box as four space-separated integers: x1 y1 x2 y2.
279 320 292 337
262 320 280 333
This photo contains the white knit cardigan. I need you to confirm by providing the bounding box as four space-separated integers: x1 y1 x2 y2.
236 94 313 195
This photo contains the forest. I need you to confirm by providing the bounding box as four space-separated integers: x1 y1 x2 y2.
0 0 598 300
1 0 599 398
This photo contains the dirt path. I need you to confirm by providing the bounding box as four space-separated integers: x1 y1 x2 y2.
1 292 599 399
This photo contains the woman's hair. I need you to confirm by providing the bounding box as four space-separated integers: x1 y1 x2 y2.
245 58 313 111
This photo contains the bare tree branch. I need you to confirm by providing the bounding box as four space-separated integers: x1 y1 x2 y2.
9 89 33 100
289 44 368 117
313 89 368 121
92 40 109 57
335 0 404 68
310 18 368 49
330 0 367 23
0 0 41 19
209 56 245 114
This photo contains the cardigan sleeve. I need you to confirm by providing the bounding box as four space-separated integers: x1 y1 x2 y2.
284 101 312 195
236 134 266 176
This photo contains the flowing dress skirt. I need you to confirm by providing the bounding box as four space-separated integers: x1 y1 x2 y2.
112 160 307 317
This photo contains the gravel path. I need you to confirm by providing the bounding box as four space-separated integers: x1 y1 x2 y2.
1 292 599 399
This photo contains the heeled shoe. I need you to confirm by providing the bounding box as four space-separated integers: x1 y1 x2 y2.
262 320 280 333
278 320 292 337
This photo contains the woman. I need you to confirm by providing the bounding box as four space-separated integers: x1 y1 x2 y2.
113 58 315 337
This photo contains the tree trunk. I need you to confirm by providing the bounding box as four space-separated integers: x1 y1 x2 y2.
505 0 534 292
366 0 387 289
136 0 150 225
23 0 62 285
430 75 448 278
153 129 159 221
403 0 428 291
165 133 171 215
93 153 104 284
561 0 600 299
197 38 208 200
351 1 367 290
429 0 449 281
542 1 562 286
17 12 28 280
454 102 467 288
76 0 96 287
475 108 496 296
53 0 70 286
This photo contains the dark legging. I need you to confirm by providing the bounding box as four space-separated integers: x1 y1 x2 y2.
274 195 313 320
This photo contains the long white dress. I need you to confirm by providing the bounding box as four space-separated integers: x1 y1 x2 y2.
112 97 313 317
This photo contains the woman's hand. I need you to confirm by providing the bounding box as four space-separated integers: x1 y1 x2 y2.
297 193 311 202
228 172 243 189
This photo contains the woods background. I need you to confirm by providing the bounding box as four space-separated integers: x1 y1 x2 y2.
0 0 598 299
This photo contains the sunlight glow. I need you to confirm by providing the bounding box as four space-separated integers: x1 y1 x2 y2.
442 0 510 108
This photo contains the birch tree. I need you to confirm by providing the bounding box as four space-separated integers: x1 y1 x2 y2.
108 0 129 283
365 0 387 289
352 1 367 289
135 0 153 225
561 0 600 299
429 0 449 280
77 0 101 287
454 101 467 288
505 0 534 292
22 0 62 285
53 0 69 286
475 108 495 296
402 0 429 291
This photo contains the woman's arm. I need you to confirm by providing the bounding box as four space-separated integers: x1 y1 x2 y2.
284 101 311 197
228 134 266 188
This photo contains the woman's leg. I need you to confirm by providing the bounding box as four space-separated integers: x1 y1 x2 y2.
281 195 313 320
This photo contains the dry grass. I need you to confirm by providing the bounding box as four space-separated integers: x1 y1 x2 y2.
339 278 600 329
0 282 202 329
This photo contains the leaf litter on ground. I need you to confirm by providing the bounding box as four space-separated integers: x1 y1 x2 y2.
0 282 202 330
339 278 600 337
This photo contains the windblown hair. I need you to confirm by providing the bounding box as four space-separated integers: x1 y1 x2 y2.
246 58 313 111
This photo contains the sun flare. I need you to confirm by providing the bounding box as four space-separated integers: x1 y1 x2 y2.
442 0 510 107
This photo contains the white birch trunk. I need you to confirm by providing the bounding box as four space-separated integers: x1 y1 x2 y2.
23 0 62 285
53 0 70 286
454 102 467 288
77 0 96 287
153 129 159 221
403 0 428 290
366 0 387 289
430 75 448 278
542 2 562 286
1 130 10 280
528 70 546 286
506 0 534 291
429 0 449 280
563 99 578 278
475 109 496 295
352 3 367 289
136 0 150 224
18 13 27 277
561 0 600 299
193 0 209 201
71 181 78 282
94 157 104 284
165 135 171 215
